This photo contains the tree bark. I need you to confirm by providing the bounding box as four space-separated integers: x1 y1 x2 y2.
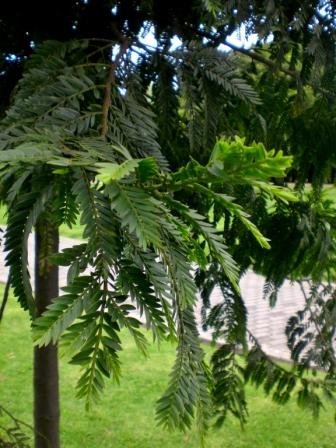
34 219 60 448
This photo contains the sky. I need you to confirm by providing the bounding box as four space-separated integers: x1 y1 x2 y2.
137 23 261 53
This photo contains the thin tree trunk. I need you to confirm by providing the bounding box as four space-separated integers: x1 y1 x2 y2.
34 219 60 448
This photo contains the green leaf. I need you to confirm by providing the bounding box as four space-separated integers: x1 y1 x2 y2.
156 308 211 437
33 276 95 346
165 195 240 289
96 159 141 183
107 182 163 250
4 186 53 316
209 137 293 181
211 344 248 428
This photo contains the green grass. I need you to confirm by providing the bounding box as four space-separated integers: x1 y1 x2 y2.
1 286 336 447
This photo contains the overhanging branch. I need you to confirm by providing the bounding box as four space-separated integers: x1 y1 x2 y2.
101 38 129 138
223 41 299 79
223 40 333 96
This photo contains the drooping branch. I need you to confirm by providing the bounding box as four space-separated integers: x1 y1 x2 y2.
101 38 129 138
222 40 333 96
186 23 334 96
223 41 299 79
181 24 301 80
298 280 336 370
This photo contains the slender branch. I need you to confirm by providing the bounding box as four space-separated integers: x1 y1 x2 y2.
0 404 34 446
101 38 129 138
86 42 116 62
0 404 33 431
223 41 299 78
112 26 334 98
223 40 333 96
247 328 327 383
183 23 334 96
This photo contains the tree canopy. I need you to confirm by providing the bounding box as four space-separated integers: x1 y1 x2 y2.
0 1 336 447
1 0 335 111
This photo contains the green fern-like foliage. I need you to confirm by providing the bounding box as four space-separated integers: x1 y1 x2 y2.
286 282 336 375
2 37 333 441
211 344 248 428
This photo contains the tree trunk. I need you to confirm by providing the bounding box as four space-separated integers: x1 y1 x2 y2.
34 219 60 448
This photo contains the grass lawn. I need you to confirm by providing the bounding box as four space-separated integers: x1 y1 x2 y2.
0 286 336 447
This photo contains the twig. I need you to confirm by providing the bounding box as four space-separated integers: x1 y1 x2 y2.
223 41 299 78
184 24 335 97
0 404 34 447
222 40 334 97
101 38 129 138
